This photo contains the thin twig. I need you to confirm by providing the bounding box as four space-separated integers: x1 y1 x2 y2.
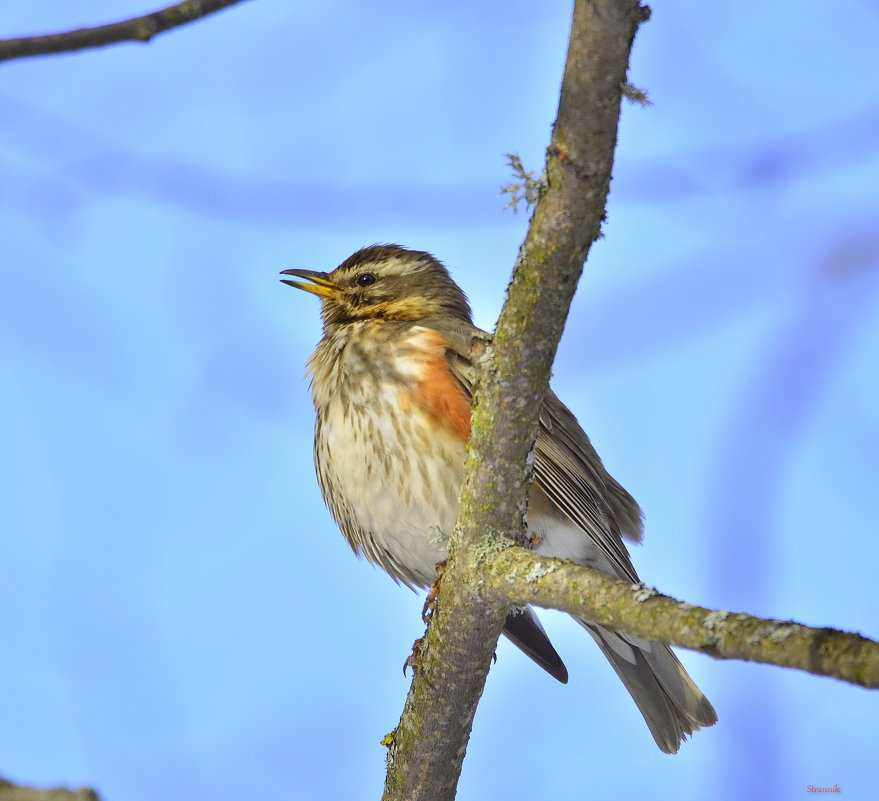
0 1 249 63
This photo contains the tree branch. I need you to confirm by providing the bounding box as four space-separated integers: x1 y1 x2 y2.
484 547 879 689
0 1 249 63
381 2 650 799
0 778 100 801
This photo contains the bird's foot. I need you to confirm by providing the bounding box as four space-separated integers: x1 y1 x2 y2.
403 636 424 676
422 559 448 622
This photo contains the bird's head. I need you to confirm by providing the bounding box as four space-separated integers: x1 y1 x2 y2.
281 244 472 329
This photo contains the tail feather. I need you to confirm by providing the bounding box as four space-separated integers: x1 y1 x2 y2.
580 621 717 754
503 607 569 684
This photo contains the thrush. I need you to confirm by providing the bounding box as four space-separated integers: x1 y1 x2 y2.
282 244 717 754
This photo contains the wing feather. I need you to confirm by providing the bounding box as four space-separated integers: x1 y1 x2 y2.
433 319 643 584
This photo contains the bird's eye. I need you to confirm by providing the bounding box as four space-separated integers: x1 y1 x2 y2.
356 273 377 287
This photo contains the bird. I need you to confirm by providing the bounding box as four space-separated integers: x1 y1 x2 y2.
281 243 717 754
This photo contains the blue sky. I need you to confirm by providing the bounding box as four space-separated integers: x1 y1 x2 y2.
2 2 878 799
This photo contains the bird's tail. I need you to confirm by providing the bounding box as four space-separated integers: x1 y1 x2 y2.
503 607 569 684
579 620 717 754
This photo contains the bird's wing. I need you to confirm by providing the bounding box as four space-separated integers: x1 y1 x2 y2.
431 319 643 584
533 391 641 582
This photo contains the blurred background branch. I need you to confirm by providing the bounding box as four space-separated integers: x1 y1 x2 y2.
0 778 99 801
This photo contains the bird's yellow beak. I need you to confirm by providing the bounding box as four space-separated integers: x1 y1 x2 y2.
280 269 340 299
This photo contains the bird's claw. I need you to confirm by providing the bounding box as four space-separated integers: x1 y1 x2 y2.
422 559 448 622
403 636 425 676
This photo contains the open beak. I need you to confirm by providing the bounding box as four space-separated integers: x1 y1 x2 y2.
279 269 340 299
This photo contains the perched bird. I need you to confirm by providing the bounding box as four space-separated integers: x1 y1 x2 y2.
282 244 716 753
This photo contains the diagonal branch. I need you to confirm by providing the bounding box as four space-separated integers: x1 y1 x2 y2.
0 1 249 64
484 547 879 689
381 2 651 800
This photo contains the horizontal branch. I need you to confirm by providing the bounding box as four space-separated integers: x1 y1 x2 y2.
484 546 879 689
0 777 100 801
0 0 248 63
